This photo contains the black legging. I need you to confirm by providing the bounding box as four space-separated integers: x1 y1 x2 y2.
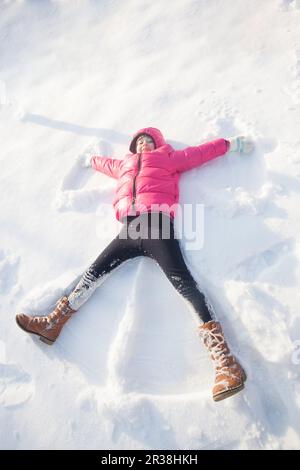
68 212 213 323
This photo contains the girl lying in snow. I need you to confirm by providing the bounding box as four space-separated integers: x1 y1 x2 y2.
16 127 253 402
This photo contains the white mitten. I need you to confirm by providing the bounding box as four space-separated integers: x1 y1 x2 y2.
77 153 92 168
228 136 254 154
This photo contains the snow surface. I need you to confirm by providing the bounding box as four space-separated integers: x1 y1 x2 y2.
1 0 300 450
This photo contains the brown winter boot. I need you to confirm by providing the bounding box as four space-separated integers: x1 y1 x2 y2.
199 320 247 402
15 296 76 345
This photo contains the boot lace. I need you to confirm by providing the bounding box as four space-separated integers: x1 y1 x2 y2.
46 298 71 328
200 325 231 372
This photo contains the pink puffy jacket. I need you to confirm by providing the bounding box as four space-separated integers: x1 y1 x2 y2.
91 127 229 222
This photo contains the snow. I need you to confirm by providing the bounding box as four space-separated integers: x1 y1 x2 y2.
1 0 300 450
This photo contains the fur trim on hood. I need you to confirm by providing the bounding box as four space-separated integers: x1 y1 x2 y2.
129 127 166 153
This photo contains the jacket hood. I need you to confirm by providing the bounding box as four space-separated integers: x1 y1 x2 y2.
129 127 167 153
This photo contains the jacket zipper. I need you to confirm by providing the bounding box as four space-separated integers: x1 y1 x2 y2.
131 153 141 213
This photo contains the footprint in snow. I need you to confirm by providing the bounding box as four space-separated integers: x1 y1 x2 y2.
255 363 289 437
101 394 177 449
278 0 300 11
0 79 25 120
232 239 293 282
0 361 33 408
0 249 21 296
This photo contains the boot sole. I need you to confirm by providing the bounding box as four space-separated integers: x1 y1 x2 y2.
213 382 245 402
15 317 55 345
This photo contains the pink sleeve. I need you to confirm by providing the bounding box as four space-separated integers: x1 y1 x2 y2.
171 139 229 173
91 156 122 179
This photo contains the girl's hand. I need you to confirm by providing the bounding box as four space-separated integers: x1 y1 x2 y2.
228 136 254 154
77 153 92 168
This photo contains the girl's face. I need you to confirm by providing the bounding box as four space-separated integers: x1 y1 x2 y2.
136 135 155 153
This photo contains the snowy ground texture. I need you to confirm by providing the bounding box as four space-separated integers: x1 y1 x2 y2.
1 0 300 450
